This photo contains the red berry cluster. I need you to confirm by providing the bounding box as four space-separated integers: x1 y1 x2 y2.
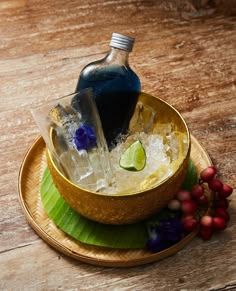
167 166 233 240
198 166 232 240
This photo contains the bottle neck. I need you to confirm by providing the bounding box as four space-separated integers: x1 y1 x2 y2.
105 47 130 66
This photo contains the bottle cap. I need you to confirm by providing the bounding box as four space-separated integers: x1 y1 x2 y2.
110 33 135 52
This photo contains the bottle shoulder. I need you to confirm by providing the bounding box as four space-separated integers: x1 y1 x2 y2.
80 61 139 82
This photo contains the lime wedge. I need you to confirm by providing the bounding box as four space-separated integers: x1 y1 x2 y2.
119 140 146 171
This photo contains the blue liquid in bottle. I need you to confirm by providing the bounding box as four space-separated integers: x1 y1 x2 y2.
76 33 141 149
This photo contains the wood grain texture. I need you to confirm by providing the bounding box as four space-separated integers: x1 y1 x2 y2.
0 0 235 290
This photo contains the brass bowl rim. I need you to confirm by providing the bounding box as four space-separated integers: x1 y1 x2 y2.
47 92 191 198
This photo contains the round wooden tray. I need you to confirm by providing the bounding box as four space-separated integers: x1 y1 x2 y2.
18 135 212 267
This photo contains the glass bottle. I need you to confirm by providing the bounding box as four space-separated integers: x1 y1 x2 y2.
76 32 141 149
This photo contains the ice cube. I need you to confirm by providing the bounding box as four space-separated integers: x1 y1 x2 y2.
59 149 94 183
130 101 156 134
49 103 82 126
48 104 70 127
153 123 172 136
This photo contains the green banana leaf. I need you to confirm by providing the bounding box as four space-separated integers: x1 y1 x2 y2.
41 168 147 248
41 160 197 249
181 159 198 191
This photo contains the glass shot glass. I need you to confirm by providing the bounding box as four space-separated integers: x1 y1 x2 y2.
31 88 113 192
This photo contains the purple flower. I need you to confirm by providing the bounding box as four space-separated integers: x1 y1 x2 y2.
146 218 184 253
158 218 183 243
146 226 166 252
73 125 97 151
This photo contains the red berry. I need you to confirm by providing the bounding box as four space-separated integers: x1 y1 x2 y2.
208 179 223 192
181 214 193 222
181 200 197 215
215 208 230 222
197 194 208 204
168 199 181 211
215 198 229 209
183 218 198 232
213 217 227 231
218 184 233 199
191 184 204 199
200 227 213 240
200 166 217 182
176 190 191 202
200 215 213 228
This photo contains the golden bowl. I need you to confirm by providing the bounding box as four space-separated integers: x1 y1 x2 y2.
47 92 191 225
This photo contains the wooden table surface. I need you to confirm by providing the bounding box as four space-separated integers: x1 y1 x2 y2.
1 0 235 290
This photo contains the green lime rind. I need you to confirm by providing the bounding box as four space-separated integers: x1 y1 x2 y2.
119 140 146 171
40 159 197 249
